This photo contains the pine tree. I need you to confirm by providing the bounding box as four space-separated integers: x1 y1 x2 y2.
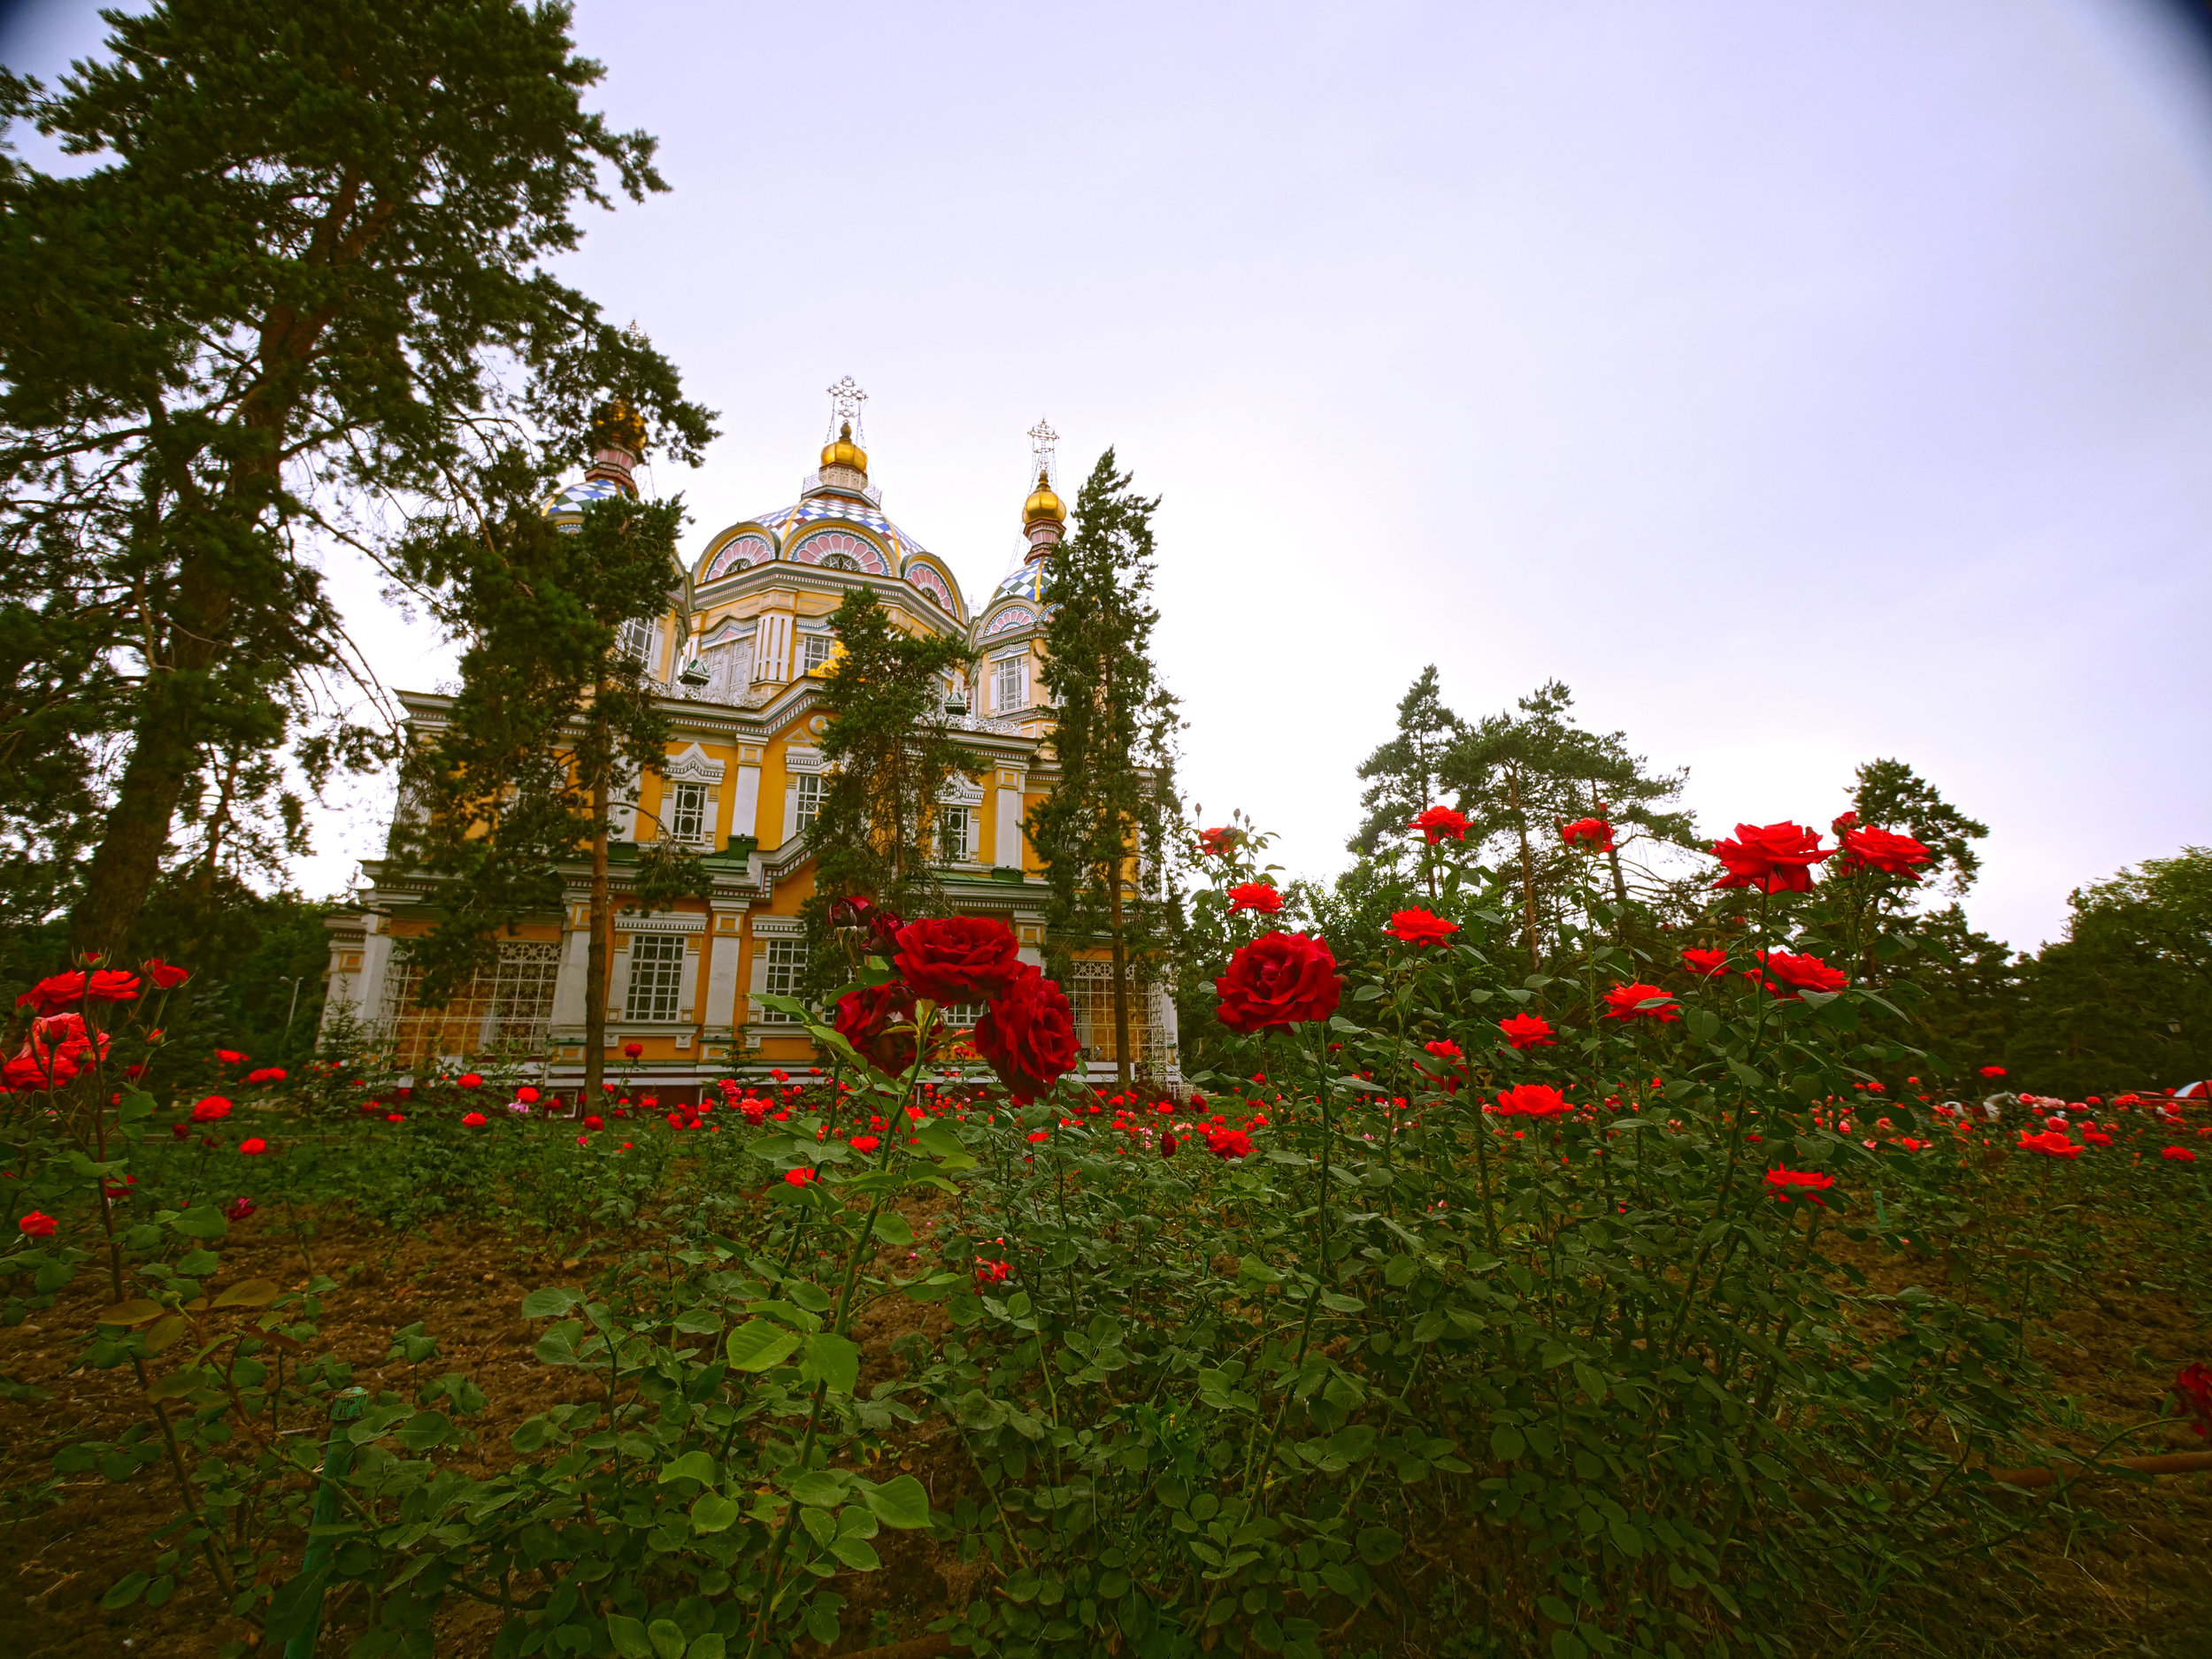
807 586 979 956
388 442 690 1098
1847 758 1990 897
1349 665 1464 894
1030 451 1182 1084
0 0 713 957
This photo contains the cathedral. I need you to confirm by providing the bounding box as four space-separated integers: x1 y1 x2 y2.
319 381 1179 1091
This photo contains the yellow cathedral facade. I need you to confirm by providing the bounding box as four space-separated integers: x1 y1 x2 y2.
320 380 1179 1092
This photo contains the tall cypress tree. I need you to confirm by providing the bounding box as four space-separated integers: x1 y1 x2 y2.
0 0 712 957
1349 665 1464 895
388 436 692 1097
1030 450 1181 1084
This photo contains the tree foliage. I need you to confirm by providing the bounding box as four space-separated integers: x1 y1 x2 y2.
0 0 712 953
1028 451 1182 1080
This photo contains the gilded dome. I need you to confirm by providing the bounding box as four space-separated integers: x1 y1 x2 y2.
590 396 647 457
820 420 868 474
1022 467 1065 527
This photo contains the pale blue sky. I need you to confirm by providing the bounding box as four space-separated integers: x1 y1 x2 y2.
7 1 2210 948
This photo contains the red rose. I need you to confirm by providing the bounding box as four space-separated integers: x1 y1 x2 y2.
1495 1083 1569 1118
1205 1127 1254 1160
1497 1013 1555 1049
1227 882 1282 915
15 969 140 1014
1385 908 1459 948
1409 805 1469 845
784 1168 815 1187
1763 1165 1835 1203
239 1138 268 1156
1196 826 1244 858
142 959 191 990
462 1111 488 1126
1978 1064 2007 1079
835 979 918 1076
18 1210 58 1237
216 1049 248 1064
1215 933 1341 1033
1757 952 1847 998
456 1072 482 1089
515 1086 540 1104
1709 822 1832 894
1680 948 1729 977
895 917 1022 1003
975 965 1081 1102
849 1134 881 1154
1562 817 1616 853
224 1196 255 1222
2162 1146 2198 1163
190 1095 233 1124
2017 1130 2079 1160
245 1066 287 1084
1160 1131 1178 1157
1835 823 1932 880
2175 1363 2212 1438
623 1041 643 1059
1601 983 1679 1023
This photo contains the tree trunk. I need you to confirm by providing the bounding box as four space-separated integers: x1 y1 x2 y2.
1108 843 1133 1087
586 772 610 1105
73 670 209 960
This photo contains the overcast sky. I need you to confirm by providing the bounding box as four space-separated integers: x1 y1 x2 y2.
6 0 2210 949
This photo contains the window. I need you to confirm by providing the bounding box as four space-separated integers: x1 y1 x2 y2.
667 781 710 844
801 634 834 675
937 1002 981 1032
618 617 657 670
625 934 686 1023
794 772 824 834
1069 965 1172 1073
380 941 561 1069
992 653 1026 712
759 938 806 1023
938 804 973 864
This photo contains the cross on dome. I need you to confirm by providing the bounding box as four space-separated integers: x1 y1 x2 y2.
1028 416 1058 486
826 375 869 447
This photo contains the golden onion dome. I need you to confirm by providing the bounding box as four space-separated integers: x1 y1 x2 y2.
1022 467 1065 527
590 396 647 457
820 420 868 473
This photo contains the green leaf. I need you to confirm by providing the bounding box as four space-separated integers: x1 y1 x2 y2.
828 1535 882 1571
691 1492 740 1533
520 1287 581 1318
100 1572 150 1610
757 993 813 1021
117 1089 156 1126
689 1638 726 1659
788 1471 845 1509
169 1206 228 1240
98 1298 166 1328
1491 1425 1526 1463
914 1121 965 1160
800 1333 861 1395
725 1320 800 1372
648 1618 689 1659
659 1450 718 1486
1317 1290 1363 1313
1237 1256 1283 1286
872 1211 915 1248
606 1615 652 1658
856 1473 931 1529
212 1278 281 1308
1356 1526 1402 1565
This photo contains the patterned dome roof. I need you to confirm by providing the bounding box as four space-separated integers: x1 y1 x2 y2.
993 560 1047 603
548 477 628 516
752 494 928 565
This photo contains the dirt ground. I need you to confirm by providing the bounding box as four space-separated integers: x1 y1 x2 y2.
1 1208 2207 1658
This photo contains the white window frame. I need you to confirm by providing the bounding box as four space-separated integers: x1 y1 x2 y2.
667 780 710 845
992 652 1026 713
624 933 686 1023
800 633 834 676
938 803 977 864
794 772 825 835
759 938 806 1023
618 617 657 671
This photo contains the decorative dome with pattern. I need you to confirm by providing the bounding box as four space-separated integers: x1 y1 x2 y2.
548 477 628 518
992 561 1047 603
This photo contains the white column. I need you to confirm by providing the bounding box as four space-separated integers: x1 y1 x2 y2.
732 762 762 842
995 769 1025 869
704 915 745 1030
679 940 701 1022
550 920 592 1027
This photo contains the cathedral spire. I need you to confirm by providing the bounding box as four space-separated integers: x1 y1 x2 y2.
1021 417 1064 557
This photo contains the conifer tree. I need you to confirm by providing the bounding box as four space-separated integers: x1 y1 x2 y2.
1847 758 1990 897
804 587 978 980
1030 451 1182 1084
388 441 692 1098
0 0 711 956
1349 665 1464 895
